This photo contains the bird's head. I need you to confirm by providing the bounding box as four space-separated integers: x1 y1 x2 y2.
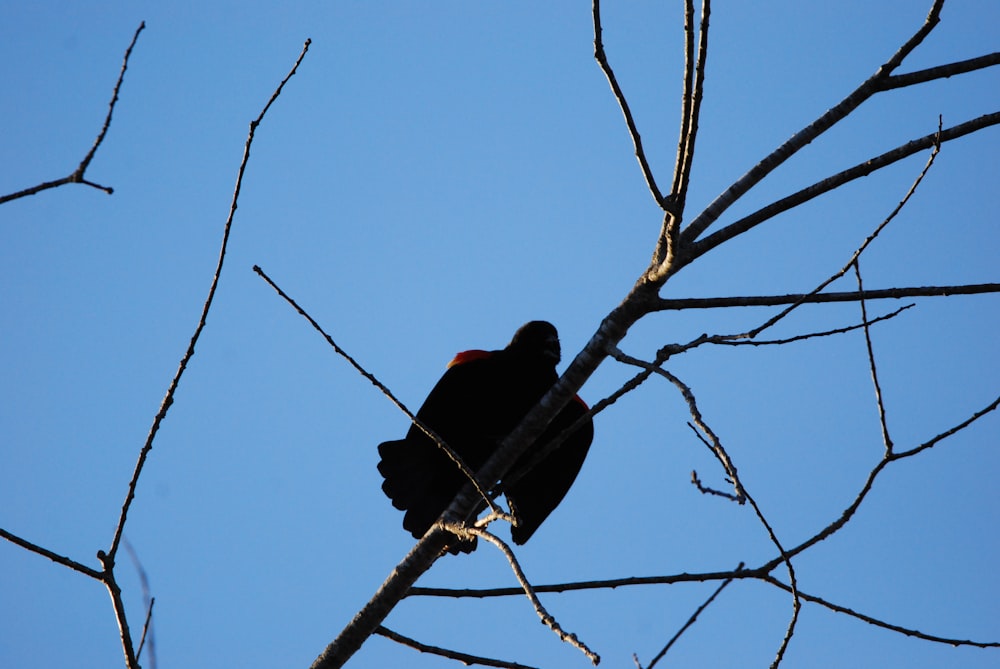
508 320 561 364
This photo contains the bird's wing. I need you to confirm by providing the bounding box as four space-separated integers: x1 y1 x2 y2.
506 396 594 545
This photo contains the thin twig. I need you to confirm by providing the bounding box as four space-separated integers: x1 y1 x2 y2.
0 22 145 204
644 563 743 669
593 0 666 209
457 524 601 665
106 39 311 563
760 576 1000 649
761 393 1000 570
690 468 740 502
408 567 757 599
741 125 940 342
714 304 915 346
0 528 102 579
670 0 696 203
854 261 893 453
136 598 156 664
124 539 156 668
253 265 499 514
670 0 710 214
609 347 800 667
609 346 745 502
375 626 541 669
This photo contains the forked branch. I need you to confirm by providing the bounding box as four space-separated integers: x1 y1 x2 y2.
0 22 145 205
679 0 948 247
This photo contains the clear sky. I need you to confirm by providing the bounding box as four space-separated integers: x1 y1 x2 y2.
1 2 998 668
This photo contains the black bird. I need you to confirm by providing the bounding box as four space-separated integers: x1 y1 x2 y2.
377 321 593 551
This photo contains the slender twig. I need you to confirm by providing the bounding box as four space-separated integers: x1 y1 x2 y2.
670 0 710 214
0 22 145 205
610 346 745 502
644 563 742 669
854 261 893 453
136 598 156 664
0 528 102 579
410 565 1000 651
650 0 712 280
690 468 740 502
593 0 666 209
253 265 499 514
717 304 915 346
124 539 156 668
760 576 1000 649
457 524 601 665
409 567 757 599
609 346 800 667
375 627 541 669
670 0 696 203
892 394 1000 461
762 393 1000 571
106 39 311 563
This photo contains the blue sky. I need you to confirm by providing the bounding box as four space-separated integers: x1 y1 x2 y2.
1 2 998 668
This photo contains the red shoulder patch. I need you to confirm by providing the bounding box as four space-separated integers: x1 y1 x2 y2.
572 395 589 410
447 349 492 368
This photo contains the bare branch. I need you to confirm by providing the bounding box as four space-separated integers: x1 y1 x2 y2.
375 627 541 669
892 394 1000 461
607 346 799 667
670 0 710 213
651 283 1000 311
460 525 600 665
136 598 156 665
761 576 1000 649
124 539 156 668
690 468 741 502
97 550 140 669
253 265 500 515
762 393 1000 570
716 304 915 346
610 346 746 501
0 22 145 205
854 262 893 453
883 52 1000 90
644 563 742 669
409 567 756 599
679 0 945 245
0 528 101 579
670 0 697 204
593 0 666 209
105 39 311 563
683 111 997 262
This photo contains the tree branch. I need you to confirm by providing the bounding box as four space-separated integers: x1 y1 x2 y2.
593 0 666 209
375 626 542 669
651 283 1000 311
679 0 945 246
0 22 145 205
883 52 1000 89
0 528 102 579
682 112 998 263
106 38 311 564
643 563 742 669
